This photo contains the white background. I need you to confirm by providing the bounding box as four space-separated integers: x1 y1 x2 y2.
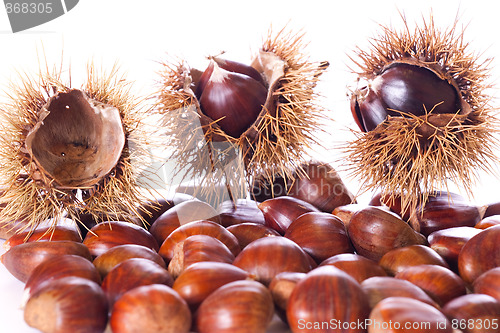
1 0 500 332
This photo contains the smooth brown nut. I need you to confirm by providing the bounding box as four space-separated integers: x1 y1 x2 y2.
168 234 235 279
173 261 251 310
361 276 438 309
409 192 484 236
320 253 387 283
83 221 159 257
196 280 274 333
483 201 500 219
110 284 191 333
332 204 365 228
287 266 370 333
473 267 500 302
475 215 500 229
369 297 453 333
4 225 82 251
285 212 353 263
24 254 100 303
92 243 165 278
226 222 280 249
149 200 219 244
369 192 411 221
428 226 483 272
442 294 500 333
233 236 313 286
458 224 500 285
24 277 108 333
138 192 194 225
101 257 173 307
217 199 266 227
1 240 91 282
287 162 355 213
348 206 426 261
379 244 449 276
395 264 466 306
158 220 239 262
258 196 320 234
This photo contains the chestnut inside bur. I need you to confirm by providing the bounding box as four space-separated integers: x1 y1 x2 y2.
25 89 125 187
197 59 268 138
351 62 464 132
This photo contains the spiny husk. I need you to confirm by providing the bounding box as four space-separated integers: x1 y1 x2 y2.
0 62 153 234
345 15 499 215
157 28 328 205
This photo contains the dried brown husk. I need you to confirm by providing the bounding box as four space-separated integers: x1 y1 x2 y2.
157 28 328 205
345 15 499 216
0 62 153 234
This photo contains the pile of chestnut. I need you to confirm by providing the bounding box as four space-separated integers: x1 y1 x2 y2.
2 179 500 333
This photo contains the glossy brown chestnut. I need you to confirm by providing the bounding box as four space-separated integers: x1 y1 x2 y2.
92 244 166 278
361 276 438 309
395 264 466 306
24 254 101 303
368 297 453 333
83 221 159 257
379 244 449 276
226 222 280 249
168 234 235 278
284 212 354 263
348 206 426 261
196 280 274 333
137 192 194 225
428 226 483 272
287 266 370 333
483 201 500 218
320 253 387 283
409 191 484 236
351 62 463 132
101 258 173 306
149 200 219 245
458 224 500 285
442 294 500 333
173 261 251 310
287 162 355 212
1 240 91 282
332 204 365 228
4 225 82 251
258 196 320 234
217 199 266 227
233 236 313 286
159 220 239 262
110 284 191 333
24 277 108 333
197 60 268 138
475 215 500 229
473 267 500 302
369 192 411 221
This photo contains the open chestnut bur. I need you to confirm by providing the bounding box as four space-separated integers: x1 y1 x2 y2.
0 64 154 230
157 27 328 205
345 15 499 215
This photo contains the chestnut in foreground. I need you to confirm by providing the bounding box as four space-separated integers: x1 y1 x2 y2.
287 266 370 333
368 297 452 333
196 280 274 333
24 277 108 333
110 284 191 333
